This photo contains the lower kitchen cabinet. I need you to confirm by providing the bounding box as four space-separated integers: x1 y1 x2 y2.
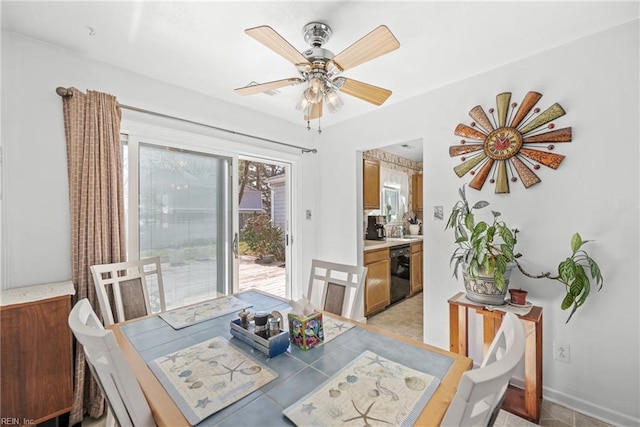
364 247 390 316
410 241 423 294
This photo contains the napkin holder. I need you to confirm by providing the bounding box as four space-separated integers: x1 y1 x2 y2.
288 311 324 350
229 319 289 358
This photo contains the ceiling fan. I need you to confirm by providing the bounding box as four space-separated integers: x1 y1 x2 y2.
235 22 400 129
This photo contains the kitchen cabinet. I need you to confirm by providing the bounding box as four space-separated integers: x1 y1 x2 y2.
363 158 381 210
1 282 75 425
410 241 423 294
363 247 390 316
412 173 423 212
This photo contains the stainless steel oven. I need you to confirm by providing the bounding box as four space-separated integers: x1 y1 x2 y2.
389 244 411 304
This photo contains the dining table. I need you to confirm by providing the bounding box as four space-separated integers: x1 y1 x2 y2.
109 289 472 426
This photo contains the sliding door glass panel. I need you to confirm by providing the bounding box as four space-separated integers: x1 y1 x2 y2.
138 143 231 308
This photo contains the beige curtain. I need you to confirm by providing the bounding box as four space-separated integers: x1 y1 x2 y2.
62 88 125 424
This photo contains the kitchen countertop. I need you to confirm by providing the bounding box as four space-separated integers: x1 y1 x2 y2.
364 235 423 251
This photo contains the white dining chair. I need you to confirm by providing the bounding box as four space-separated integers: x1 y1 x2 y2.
441 312 526 427
91 257 166 326
68 298 156 427
306 259 367 320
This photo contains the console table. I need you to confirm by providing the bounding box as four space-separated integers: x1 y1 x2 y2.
447 292 543 423
1 281 75 425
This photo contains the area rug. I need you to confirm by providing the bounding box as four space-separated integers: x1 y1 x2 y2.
283 350 440 427
159 295 252 329
148 336 277 425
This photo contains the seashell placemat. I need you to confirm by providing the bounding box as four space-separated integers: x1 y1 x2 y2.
148 336 277 425
283 350 439 427
321 314 355 343
159 295 253 329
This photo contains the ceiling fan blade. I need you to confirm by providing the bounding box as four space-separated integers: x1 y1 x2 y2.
234 78 304 96
245 25 311 66
332 25 400 72
304 101 323 121
337 78 392 106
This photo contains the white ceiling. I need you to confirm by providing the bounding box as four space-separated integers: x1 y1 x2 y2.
2 1 638 161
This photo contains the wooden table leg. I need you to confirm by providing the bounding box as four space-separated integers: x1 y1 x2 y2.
449 304 468 355
448 294 543 424
523 314 543 421
480 310 502 356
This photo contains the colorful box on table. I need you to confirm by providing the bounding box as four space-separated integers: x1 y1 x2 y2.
287 311 324 350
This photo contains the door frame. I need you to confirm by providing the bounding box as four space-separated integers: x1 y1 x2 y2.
237 155 293 298
121 118 301 298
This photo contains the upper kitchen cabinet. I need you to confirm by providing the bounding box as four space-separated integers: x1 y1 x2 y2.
363 158 381 210
411 173 423 212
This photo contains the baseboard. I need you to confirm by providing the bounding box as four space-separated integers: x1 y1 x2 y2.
498 376 639 426
542 386 640 427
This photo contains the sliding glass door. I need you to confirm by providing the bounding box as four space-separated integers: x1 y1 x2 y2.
124 136 233 309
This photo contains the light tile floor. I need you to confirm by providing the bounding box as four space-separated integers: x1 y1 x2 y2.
367 292 613 427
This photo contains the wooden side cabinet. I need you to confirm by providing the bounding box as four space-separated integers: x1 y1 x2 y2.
447 292 543 423
363 248 390 316
363 158 381 210
1 282 75 425
411 173 423 212
410 241 423 294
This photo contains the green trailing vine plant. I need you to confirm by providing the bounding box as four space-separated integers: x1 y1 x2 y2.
447 185 604 323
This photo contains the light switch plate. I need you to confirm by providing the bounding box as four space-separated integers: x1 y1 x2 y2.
434 205 444 220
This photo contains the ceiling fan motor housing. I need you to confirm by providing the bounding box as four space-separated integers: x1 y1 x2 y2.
302 47 334 63
303 22 332 47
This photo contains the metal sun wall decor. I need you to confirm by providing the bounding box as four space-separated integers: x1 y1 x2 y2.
449 91 572 193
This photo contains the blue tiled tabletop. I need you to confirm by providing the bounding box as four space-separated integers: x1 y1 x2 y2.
116 290 457 426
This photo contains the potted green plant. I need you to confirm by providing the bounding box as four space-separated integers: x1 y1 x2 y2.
446 185 604 322
446 185 518 305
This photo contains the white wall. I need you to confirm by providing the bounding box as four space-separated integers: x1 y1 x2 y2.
2 15 639 427
319 20 640 426
1 31 320 291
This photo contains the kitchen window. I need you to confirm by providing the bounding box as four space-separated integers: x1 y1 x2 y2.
380 168 409 224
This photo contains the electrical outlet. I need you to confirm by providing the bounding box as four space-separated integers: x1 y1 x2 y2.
554 342 571 363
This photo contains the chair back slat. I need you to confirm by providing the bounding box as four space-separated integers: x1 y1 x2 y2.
307 259 367 320
91 257 166 326
442 312 526 427
68 299 156 427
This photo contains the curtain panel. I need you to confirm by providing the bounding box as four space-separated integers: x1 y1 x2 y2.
62 88 125 424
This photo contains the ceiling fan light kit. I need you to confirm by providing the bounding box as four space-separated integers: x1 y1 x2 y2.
235 21 400 132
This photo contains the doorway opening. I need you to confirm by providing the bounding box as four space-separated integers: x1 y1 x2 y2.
237 158 288 298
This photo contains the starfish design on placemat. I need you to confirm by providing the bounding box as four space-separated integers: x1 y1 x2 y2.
195 396 212 409
342 400 392 425
185 310 209 323
162 352 184 363
366 355 388 367
210 360 244 382
301 402 317 414
329 321 349 332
